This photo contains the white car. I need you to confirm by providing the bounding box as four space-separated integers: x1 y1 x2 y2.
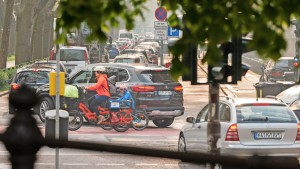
178 97 300 157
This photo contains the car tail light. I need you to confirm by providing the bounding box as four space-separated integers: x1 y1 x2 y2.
174 85 183 92
225 124 239 141
270 71 283 77
296 124 300 141
131 86 155 92
11 83 21 90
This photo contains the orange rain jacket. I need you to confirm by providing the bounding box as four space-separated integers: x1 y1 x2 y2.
86 74 111 97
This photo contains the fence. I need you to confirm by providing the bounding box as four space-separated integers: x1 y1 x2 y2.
3 85 300 169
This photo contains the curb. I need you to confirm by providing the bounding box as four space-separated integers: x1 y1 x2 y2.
0 91 9 97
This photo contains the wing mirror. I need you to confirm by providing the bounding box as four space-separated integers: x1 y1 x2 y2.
186 117 195 123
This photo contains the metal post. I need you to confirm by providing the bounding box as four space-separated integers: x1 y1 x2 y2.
160 40 164 66
207 81 220 169
295 38 299 82
54 19 60 169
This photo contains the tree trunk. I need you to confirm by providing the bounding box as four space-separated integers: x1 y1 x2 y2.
15 0 38 65
0 0 15 68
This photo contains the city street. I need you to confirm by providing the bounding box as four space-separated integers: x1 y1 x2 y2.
0 64 260 168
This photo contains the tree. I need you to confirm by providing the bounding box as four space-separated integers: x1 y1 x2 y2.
55 0 300 80
0 0 15 68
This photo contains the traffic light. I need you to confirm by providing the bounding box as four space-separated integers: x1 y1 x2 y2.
208 38 251 84
294 57 299 67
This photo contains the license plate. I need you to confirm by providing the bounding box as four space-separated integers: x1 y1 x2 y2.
158 91 172 96
110 102 120 108
253 131 283 139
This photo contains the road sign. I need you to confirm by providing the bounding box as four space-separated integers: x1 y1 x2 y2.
168 26 180 37
154 30 167 40
154 21 168 30
155 7 167 21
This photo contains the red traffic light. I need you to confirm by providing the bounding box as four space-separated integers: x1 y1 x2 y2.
294 62 299 67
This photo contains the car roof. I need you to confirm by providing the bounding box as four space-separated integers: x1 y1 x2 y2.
60 46 87 50
221 97 287 106
17 66 55 73
115 54 143 59
81 63 167 71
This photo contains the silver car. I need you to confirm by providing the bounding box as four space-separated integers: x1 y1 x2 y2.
178 97 300 157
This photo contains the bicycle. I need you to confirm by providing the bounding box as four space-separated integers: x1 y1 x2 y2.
131 109 149 131
67 86 133 132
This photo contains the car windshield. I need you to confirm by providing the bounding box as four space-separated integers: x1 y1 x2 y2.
59 49 85 61
139 70 175 83
274 59 293 68
15 71 50 84
236 104 297 123
114 58 139 63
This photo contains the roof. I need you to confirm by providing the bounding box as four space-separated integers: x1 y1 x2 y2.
17 65 56 73
59 46 87 50
221 97 287 106
81 63 167 71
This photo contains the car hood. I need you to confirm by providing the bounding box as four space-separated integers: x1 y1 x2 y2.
276 85 300 104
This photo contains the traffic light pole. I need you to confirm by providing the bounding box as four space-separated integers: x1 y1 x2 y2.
207 80 220 169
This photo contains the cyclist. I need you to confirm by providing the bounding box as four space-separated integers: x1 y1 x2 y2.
85 67 111 125
118 83 135 109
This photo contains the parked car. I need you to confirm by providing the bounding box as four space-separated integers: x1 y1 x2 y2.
261 57 295 82
36 63 184 127
50 46 90 73
178 97 300 157
113 54 148 64
8 65 65 114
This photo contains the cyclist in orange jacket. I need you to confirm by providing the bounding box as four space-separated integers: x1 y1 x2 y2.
85 67 111 125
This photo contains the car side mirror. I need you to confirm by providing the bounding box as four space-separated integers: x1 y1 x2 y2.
186 117 195 123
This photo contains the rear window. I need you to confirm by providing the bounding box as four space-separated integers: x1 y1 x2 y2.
114 58 140 63
236 104 297 123
15 71 50 84
138 70 174 83
60 49 85 61
274 59 293 68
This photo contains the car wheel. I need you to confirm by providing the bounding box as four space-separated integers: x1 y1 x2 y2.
36 97 54 123
9 103 15 114
152 117 174 128
178 133 187 153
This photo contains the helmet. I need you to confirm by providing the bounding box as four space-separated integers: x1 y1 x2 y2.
119 83 128 90
94 67 106 72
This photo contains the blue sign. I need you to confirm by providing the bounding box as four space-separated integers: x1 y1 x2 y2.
168 26 180 37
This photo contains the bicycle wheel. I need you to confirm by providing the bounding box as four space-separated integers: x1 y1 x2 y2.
100 114 113 130
113 112 131 132
131 110 149 131
68 110 84 131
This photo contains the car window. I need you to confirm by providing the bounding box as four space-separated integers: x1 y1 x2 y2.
71 71 94 84
236 104 297 123
60 49 85 61
138 70 174 83
114 58 136 63
15 71 49 84
274 59 293 68
220 103 231 122
196 105 209 122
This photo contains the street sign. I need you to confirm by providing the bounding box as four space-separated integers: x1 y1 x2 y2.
168 26 180 37
154 21 168 30
155 7 167 21
154 30 167 40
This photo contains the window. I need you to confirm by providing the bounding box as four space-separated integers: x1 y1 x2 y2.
60 49 85 61
139 70 174 83
220 104 231 122
71 71 94 84
196 105 209 123
16 71 50 84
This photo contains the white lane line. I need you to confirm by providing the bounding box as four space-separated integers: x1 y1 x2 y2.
165 164 178 166
136 163 158 166
63 163 89 166
96 164 125 166
35 163 55 165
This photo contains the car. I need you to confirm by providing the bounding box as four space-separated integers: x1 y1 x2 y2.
105 43 120 61
32 60 69 74
178 97 300 157
36 63 184 127
113 54 148 64
261 57 295 82
121 49 151 62
8 65 59 114
50 46 90 73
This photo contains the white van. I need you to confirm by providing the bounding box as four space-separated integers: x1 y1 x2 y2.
119 30 135 45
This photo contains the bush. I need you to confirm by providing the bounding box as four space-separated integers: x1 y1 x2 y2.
0 71 9 91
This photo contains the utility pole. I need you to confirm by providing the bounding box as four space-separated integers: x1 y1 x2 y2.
292 19 300 83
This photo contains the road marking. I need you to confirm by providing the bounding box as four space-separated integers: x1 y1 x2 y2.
165 163 178 166
96 163 125 166
136 163 158 166
63 163 89 166
35 163 55 165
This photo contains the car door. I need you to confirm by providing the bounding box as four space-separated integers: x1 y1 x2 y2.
184 105 209 152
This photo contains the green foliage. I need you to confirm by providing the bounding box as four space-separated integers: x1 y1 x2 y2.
0 71 9 91
7 55 15 61
56 0 300 79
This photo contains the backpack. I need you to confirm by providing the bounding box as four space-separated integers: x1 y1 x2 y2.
103 75 117 96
